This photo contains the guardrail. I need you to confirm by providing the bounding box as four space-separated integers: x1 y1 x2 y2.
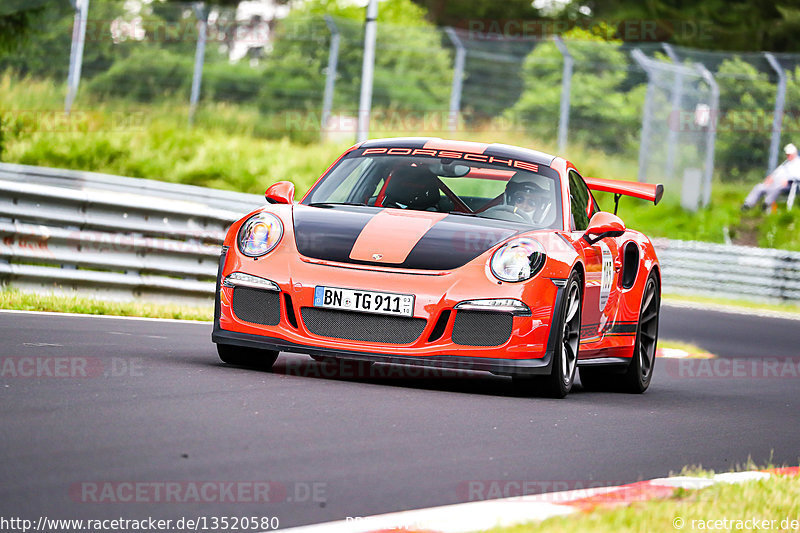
0 162 263 213
1 163 799 305
654 238 800 303
0 163 262 304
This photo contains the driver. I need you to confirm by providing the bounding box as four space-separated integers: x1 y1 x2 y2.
505 174 551 223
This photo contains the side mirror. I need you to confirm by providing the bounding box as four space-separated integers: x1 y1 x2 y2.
583 212 626 245
265 181 295 204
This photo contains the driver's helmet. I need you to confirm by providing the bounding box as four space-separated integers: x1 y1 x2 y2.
504 174 550 221
383 165 440 210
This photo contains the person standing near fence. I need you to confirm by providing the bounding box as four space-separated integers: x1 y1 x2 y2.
741 143 800 212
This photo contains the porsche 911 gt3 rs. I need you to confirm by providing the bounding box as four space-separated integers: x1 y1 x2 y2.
212 138 664 398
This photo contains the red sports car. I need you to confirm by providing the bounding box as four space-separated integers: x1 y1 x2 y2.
212 138 663 398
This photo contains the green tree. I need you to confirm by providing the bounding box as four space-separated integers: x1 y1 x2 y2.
259 0 452 114
408 0 542 26
0 0 145 81
714 57 776 180
0 0 54 53
509 26 645 154
559 0 800 52
66 1 258 102
86 47 192 101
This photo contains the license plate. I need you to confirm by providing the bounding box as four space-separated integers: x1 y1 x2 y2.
313 286 414 317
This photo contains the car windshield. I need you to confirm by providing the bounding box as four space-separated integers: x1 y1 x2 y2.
303 150 563 229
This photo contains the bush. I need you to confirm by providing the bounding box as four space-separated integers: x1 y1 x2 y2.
203 61 265 103
509 27 645 154
258 26 328 114
17 136 128 170
86 48 192 102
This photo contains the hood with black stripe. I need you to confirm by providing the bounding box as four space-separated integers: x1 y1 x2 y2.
292 205 526 271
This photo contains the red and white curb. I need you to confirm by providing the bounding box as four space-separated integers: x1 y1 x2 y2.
279 468 798 533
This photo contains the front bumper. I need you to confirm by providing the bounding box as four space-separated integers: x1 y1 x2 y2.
212 326 555 376
213 244 566 377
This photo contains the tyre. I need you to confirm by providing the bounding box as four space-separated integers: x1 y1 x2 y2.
619 271 660 393
579 271 659 393
217 343 279 370
514 270 582 398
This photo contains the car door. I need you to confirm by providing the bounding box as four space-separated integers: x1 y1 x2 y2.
567 170 620 345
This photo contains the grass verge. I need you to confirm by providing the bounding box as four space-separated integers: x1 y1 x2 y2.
663 293 800 316
0 288 212 321
484 468 800 533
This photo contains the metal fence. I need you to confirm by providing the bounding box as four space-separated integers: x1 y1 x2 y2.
631 48 716 208
1 164 799 305
0 163 261 305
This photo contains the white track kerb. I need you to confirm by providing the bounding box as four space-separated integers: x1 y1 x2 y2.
278 469 798 533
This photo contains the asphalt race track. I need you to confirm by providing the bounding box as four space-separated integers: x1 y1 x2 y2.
1 304 798 529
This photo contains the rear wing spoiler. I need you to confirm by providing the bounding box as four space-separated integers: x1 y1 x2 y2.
584 177 664 207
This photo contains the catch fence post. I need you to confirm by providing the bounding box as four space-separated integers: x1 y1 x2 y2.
321 15 341 131
553 36 573 153
444 27 466 133
764 53 787 175
189 3 208 126
65 0 90 114
356 0 378 143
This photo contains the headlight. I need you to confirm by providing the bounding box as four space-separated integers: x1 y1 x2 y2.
237 212 283 257
490 238 546 282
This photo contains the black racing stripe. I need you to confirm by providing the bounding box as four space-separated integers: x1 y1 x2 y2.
402 215 521 270
609 322 639 334
585 321 638 338
293 207 527 271
293 205 375 263
485 145 558 168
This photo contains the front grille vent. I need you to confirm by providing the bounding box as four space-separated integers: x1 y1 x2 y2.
300 308 426 345
232 287 281 326
452 310 513 346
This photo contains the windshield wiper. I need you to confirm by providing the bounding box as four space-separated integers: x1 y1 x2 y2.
308 202 368 208
448 210 478 217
